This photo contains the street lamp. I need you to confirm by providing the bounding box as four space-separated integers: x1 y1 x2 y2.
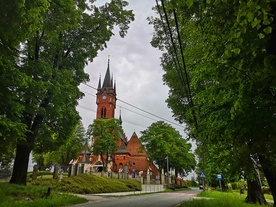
166 156 169 187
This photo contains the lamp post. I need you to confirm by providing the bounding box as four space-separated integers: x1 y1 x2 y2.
166 156 169 187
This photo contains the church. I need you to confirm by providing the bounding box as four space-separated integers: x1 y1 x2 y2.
76 60 159 178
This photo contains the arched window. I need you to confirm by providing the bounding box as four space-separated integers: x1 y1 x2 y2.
101 107 106 118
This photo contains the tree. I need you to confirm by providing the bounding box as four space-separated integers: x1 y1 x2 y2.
0 0 134 185
33 122 87 169
140 121 195 177
0 0 49 160
149 0 275 204
87 118 123 172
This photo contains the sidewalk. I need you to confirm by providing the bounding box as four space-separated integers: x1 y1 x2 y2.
74 191 154 202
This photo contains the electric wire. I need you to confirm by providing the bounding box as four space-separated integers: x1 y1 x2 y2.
80 83 185 130
78 103 149 129
155 0 190 106
156 0 198 128
172 8 198 128
159 0 191 105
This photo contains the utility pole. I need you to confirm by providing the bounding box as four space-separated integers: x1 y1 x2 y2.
166 156 169 187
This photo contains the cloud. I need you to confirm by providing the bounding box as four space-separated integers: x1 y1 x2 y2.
78 0 187 140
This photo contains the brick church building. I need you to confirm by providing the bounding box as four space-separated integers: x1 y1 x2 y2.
77 60 158 178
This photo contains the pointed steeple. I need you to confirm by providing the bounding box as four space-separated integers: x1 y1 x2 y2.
102 58 112 88
97 74 101 89
119 109 122 125
96 56 116 119
114 79 116 93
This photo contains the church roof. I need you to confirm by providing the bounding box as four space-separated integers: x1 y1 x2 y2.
115 141 130 154
79 154 90 163
81 143 91 154
127 132 147 156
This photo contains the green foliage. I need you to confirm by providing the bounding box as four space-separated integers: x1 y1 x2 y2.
30 174 141 194
1 0 134 185
180 191 269 207
140 121 195 176
229 179 247 190
33 122 87 168
88 118 123 170
149 0 276 198
0 182 86 207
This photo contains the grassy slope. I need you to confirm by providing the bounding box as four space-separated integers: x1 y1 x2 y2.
0 173 141 207
30 173 141 194
179 190 273 207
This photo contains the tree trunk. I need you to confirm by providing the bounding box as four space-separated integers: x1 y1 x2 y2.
9 143 31 185
100 153 106 172
263 167 276 207
260 156 276 207
246 178 267 205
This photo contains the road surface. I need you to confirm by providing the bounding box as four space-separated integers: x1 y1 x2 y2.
71 188 201 207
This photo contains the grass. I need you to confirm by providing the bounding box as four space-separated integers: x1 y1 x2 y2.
0 173 142 207
179 190 273 207
30 173 141 194
0 182 86 207
264 193 273 200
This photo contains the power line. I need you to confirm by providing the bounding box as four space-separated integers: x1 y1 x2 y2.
78 104 149 130
81 82 185 129
156 0 198 129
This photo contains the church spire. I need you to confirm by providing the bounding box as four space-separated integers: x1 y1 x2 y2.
97 74 101 89
102 58 112 88
119 108 122 125
114 79 116 93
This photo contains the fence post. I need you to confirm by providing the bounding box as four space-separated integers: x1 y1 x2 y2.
147 169 150 184
161 169 165 184
53 164 60 179
32 165 39 180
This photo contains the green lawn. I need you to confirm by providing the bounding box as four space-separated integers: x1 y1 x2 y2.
0 182 86 207
179 190 273 207
0 173 141 207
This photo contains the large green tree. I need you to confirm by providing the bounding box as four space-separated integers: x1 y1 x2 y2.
33 122 87 169
140 121 195 177
149 0 275 204
87 118 123 172
0 0 49 160
0 0 134 185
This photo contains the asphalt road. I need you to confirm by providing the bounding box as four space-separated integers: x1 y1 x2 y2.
70 188 201 207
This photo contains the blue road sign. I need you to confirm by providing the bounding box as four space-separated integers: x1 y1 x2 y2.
200 172 206 178
217 174 222 181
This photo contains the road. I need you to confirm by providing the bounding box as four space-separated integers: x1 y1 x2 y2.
70 188 201 207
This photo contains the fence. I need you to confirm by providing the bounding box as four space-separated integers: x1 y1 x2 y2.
31 164 176 188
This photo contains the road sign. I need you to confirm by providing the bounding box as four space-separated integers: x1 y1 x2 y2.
200 172 206 178
217 174 222 181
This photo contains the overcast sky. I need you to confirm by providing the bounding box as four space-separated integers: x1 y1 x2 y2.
77 0 188 141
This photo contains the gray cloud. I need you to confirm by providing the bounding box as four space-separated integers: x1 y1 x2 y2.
77 0 187 140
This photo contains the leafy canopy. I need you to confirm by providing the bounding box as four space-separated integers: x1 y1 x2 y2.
149 0 275 195
1 0 134 185
88 118 123 170
140 121 195 176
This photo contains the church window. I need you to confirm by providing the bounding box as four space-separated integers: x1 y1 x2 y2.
101 107 106 118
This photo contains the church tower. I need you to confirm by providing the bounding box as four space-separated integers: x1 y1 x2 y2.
96 59 116 119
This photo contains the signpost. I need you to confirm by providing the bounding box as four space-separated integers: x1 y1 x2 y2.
217 174 222 191
200 172 206 190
